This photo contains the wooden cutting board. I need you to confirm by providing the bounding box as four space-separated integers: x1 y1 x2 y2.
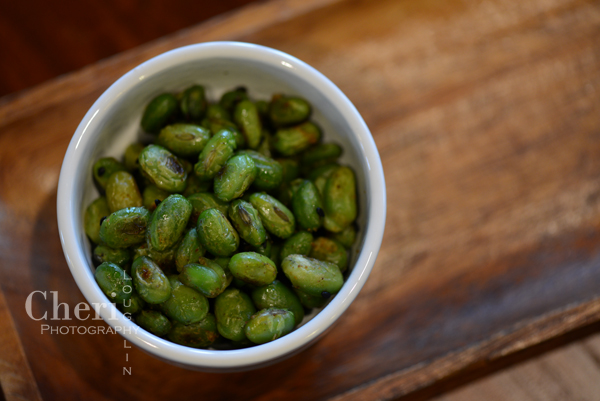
1 0 600 400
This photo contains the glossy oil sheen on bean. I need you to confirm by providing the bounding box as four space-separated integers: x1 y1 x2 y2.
148 194 192 251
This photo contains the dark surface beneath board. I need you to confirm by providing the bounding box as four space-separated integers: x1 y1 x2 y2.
0 0 260 97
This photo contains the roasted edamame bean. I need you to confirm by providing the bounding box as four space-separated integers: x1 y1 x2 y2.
292 180 324 232
84 196 110 244
251 280 304 326
214 154 257 202
330 224 357 248
179 258 228 298
281 254 343 297
139 144 188 192
119 292 145 315
161 276 209 325
182 173 212 197
156 123 211 158
99 207 150 248
93 157 127 192
168 313 219 348
300 143 342 168
249 193 295 239
214 288 256 342
105 171 143 213
273 121 321 156
236 150 283 191
194 129 237 180
124 143 145 171
131 256 171 304
196 208 239 257
94 262 133 303
228 200 266 247
136 310 172 337
323 166 357 233
179 85 207 122
280 231 313 261
187 192 229 225
228 252 277 287
141 93 178 133
219 87 248 111
175 228 205 272
142 185 171 212
244 308 295 344
148 194 192 251
310 237 348 272
269 95 311 127
93 245 131 268
234 100 262 149
201 118 246 148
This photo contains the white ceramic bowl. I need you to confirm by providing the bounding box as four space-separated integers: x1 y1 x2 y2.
57 41 386 371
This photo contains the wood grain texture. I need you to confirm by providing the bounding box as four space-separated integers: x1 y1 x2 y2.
0 0 600 400
0 290 41 401
432 332 600 401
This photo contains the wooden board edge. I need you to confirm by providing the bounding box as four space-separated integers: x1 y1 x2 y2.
329 297 600 401
0 0 342 128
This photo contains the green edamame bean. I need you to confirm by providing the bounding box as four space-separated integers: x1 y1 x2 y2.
219 87 248 111
256 129 273 158
93 245 131 268
196 208 239 257
138 145 187 193
300 143 343 167
141 93 178 133
277 177 304 206
94 262 133 303
228 252 277 287
281 254 343 297
323 166 357 233
292 180 324 231
236 150 283 191
244 308 295 344
99 207 150 248
124 143 145 171
136 310 171 337
179 85 207 121
214 154 257 202
248 193 295 239
156 124 211 158
106 171 143 213
142 185 171 212
161 276 209 325
93 157 127 192
330 224 357 248
273 121 321 156
148 194 192 251
168 313 219 348
179 258 228 298
234 100 262 150
119 292 145 315
277 158 300 183
214 288 256 342
310 237 348 272
131 256 171 304
280 231 313 261
309 163 339 196
212 257 230 270
255 100 269 119
187 193 229 225
206 104 231 121
175 228 205 272
269 95 311 127
132 241 179 273
228 200 266 247
294 288 327 309
84 196 110 244
194 130 237 180
251 280 304 326
201 119 246 148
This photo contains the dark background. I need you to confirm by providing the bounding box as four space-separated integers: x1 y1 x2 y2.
0 0 260 97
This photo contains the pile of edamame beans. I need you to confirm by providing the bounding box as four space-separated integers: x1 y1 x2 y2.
85 85 358 348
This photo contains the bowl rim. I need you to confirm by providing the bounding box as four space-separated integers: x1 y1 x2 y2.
57 41 386 369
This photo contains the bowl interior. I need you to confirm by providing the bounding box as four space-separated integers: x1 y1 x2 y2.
62 43 382 370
